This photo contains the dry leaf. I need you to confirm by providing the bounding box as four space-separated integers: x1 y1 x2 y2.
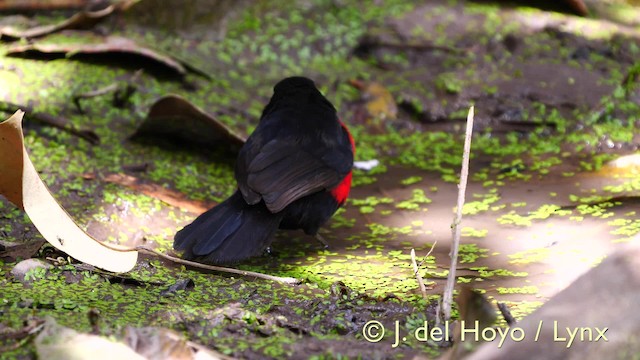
0 110 138 273
0 1 88 11
124 327 193 360
131 94 246 150
6 32 208 79
0 1 139 41
104 173 216 214
350 79 398 121
35 318 146 360
0 239 46 261
349 79 398 131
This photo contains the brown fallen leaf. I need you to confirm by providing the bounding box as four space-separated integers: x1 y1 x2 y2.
0 110 137 273
0 1 88 11
124 327 192 360
0 1 139 41
0 112 24 206
350 79 398 121
6 32 209 79
349 79 398 132
0 239 46 262
103 173 216 214
131 94 246 151
565 0 589 16
124 326 228 360
35 317 147 360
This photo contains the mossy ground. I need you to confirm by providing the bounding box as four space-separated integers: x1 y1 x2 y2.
1 0 640 358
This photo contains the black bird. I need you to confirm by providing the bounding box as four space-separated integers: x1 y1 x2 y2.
174 77 355 264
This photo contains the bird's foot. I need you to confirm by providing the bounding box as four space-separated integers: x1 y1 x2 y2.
315 234 330 249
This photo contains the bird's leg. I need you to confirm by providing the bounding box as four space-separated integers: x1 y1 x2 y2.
315 233 330 249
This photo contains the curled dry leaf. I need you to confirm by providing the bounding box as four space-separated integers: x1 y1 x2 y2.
6 32 208 79
35 318 146 360
0 0 88 11
0 110 138 273
0 239 46 262
349 79 398 122
131 94 246 151
0 1 139 41
103 172 217 214
124 327 193 360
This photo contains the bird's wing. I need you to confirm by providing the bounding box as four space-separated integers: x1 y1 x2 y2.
237 133 352 213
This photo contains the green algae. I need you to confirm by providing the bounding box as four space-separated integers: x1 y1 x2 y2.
351 196 393 214
462 191 501 216
458 244 489 264
496 286 539 295
508 248 551 265
461 227 488 238
2 0 640 357
395 189 432 211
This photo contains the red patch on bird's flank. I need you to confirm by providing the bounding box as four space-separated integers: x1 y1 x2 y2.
332 119 355 206
331 171 352 206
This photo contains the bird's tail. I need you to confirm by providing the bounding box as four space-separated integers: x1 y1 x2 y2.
173 191 282 264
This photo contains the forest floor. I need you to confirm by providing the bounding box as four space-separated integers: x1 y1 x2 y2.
1 0 640 358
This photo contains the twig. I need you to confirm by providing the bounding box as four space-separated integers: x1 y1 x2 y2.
0 101 99 144
134 246 302 285
411 249 428 301
357 36 464 55
497 302 517 326
441 106 475 322
416 240 437 268
73 84 118 112
94 240 302 285
73 69 143 113
434 298 442 327
0 320 45 341
0 1 139 40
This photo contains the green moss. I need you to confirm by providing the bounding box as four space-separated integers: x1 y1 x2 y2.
458 244 489 264
508 248 551 265
3 1 639 356
496 286 539 295
351 196 393 214
461 227 488 238
463 192 501 215
396 189 432 211
400 176 423 186
435 72 463 94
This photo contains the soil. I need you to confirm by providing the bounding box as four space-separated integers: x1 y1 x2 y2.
1 0 640 358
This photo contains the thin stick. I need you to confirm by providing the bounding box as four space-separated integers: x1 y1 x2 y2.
441 106 475 321
411 249 428 301
416 240 437 268
135 246 302 285
497 302 517 326
75 227 303 285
